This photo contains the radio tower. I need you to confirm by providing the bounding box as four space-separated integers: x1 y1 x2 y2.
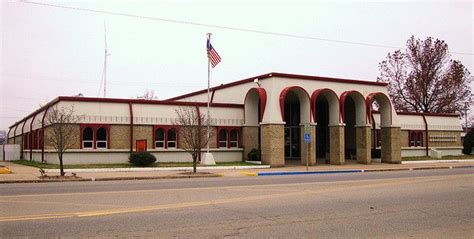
102 20 110 98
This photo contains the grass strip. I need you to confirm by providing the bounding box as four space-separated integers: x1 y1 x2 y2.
11 160 260 169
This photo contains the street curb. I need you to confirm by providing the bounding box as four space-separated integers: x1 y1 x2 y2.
43 165 270 173
257 170 363 176
240 171 257 176
253 165 474 177
0 167 12 174
0 173 222 184
402 159 474 164
2 165 472 183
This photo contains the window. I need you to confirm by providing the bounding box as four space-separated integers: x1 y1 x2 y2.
167 128 177 148
96 128 108 149
33 130 38 149
82 127 94 149
409 131 417 147
217 127 241 148
23 133 29 150
153 126 179 149
417 132 423 147
230 129 238 148
38 129 44 149
409 131 423 147
219 129 227 148
81 125 110 149
155 128 165 148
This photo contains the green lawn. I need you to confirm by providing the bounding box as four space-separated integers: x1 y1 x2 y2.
11 160 259 169
402 155 474 161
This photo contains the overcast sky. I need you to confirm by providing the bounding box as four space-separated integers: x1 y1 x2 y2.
1 0 473 131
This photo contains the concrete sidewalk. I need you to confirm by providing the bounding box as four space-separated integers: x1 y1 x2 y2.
1 160 473 183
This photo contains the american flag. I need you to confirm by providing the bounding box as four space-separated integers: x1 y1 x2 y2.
207 39 221 68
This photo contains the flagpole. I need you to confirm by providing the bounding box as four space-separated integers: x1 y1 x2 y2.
206 33 211 154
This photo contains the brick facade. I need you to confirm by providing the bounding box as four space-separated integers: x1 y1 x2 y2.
329 125 345 165
133 125 153 149
356 126 371 164
381 127 401 163
261 124 284 167
242 126 259 160
400 130 409 147
110 125 130 149
428 131 461 147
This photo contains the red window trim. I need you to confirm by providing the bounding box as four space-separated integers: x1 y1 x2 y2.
153 125 179 149
216 126 241 149
80 124 111 149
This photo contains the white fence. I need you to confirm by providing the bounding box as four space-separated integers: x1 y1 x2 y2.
1 144 21 161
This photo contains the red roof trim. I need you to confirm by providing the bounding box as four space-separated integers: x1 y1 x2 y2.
394 111 460 117
8 97 61 129
57 96 243 108
371 111 460 117
165 72 387 101
8 96 243 129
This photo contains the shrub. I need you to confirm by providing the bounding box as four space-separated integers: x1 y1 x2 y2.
247 148 261 161
462 129 474 155
129 152 157 167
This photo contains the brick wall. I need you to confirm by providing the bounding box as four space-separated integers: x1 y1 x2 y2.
400 130 409 147
42 125 80 149
428 131 461 147
110 125 130 149
242 126 259 160
133 125 153 149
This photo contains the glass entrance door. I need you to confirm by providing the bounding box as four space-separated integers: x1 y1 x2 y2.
285 126 300 159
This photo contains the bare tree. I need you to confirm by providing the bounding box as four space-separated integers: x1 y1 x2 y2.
137 89 158 100
0 130 6 145
44 105 78 176
174 106 211 173
377 36 472 113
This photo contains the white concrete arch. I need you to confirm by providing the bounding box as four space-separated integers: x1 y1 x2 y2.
311 88 340 126
366 92 392 127
244 87 267 126
279 86 311 124
340 90 366 126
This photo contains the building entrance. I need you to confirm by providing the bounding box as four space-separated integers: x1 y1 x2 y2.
315 97 329 161
284 92 300 160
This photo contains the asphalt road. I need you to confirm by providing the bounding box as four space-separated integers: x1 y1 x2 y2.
1 168 473 238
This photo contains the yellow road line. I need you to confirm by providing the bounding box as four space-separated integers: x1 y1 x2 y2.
0 215 73 222
0 199 123 208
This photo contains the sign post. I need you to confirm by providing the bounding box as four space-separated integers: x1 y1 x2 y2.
304 123 311 171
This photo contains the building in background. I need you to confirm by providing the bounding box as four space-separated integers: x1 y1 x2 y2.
7 73 463 166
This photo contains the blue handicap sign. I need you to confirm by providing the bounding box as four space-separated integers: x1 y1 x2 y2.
304 133 311 143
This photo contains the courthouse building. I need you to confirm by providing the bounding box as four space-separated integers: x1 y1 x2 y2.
7 72 463 167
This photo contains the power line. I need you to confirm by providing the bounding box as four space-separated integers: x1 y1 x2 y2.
21 0 474 56
0 72 203 87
